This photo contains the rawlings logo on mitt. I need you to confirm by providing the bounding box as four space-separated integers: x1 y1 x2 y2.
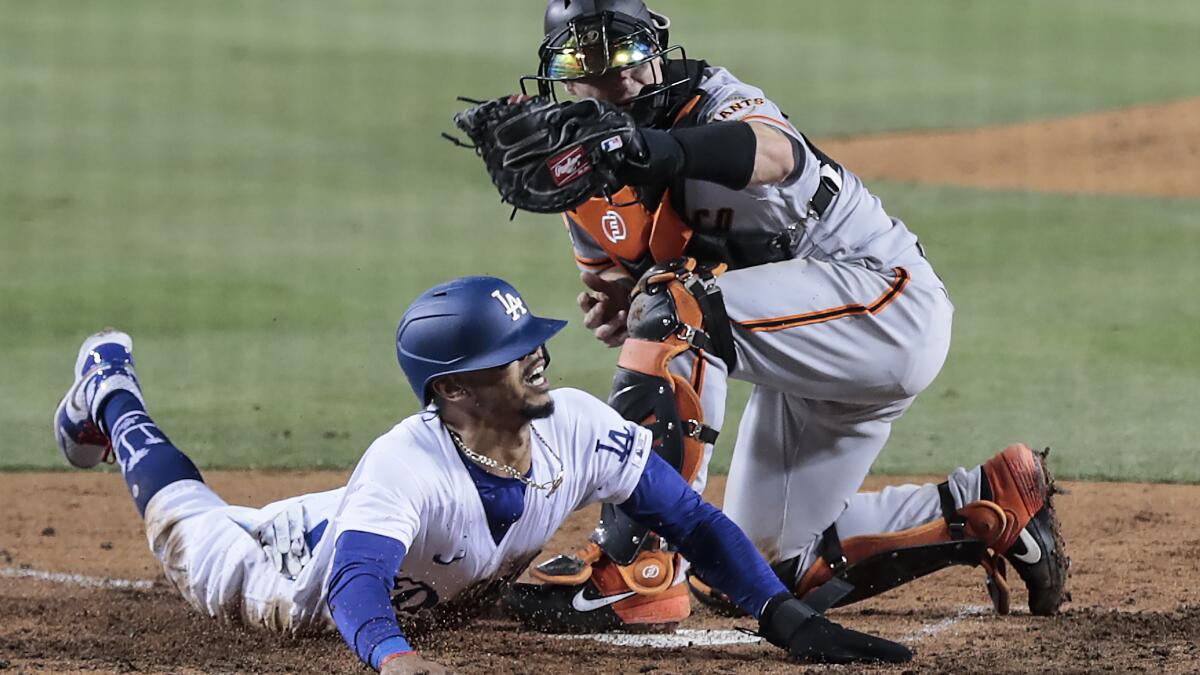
445 96 640 214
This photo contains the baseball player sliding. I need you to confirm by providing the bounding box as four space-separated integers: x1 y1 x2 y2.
451 0 1069 633
53 276 912 674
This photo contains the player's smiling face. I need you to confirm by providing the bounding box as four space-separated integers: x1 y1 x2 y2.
449 347 555 422
562 59 662 106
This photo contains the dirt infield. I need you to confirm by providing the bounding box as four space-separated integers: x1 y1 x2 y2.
822 97 1200 198
2 470 1199 674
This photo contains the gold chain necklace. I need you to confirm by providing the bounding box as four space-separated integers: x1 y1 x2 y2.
447 426 564 498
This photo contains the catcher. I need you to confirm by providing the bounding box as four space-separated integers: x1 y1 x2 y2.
450 0 1069 633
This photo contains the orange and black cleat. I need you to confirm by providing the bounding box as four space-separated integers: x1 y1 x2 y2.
502 539 690 633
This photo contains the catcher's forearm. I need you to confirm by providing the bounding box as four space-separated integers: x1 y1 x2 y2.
635 122 758 190
633 121 799 189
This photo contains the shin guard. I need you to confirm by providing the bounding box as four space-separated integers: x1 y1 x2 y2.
790 483 1014 613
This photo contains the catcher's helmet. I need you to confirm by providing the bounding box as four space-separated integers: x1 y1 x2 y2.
396 276 567 404
525 0 691 125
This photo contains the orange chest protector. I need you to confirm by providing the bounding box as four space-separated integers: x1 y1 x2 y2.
566 94 705 276
567 188 691 274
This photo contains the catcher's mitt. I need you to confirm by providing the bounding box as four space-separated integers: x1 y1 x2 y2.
448 96 641 214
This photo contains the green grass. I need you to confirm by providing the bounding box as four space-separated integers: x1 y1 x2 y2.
2 1 1198 480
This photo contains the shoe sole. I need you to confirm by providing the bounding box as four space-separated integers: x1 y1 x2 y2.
1026 447 1071 615
52 329 133 469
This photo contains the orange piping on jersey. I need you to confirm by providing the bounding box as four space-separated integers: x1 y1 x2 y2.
740 113 792 129
673 95 703 125
574 254 613 270
735 267 911 332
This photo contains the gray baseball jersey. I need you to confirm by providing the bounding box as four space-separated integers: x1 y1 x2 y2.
566 65 977 571
568 66 925 275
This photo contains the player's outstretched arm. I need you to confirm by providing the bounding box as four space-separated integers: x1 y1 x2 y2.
617 453 912 664
327 531 454 673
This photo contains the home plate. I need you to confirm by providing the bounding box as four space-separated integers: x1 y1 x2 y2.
553 629 762 648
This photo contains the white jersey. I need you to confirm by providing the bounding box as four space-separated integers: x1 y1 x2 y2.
568 65 926 273
144 388 653 633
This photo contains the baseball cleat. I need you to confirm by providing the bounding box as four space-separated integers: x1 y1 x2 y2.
503 553 690 633
53 329 144 468
981 444 1070 615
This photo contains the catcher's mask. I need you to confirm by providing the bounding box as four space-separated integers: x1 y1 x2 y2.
522 1 691 126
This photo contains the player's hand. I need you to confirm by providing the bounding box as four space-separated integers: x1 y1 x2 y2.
578 271 634 347
759 594 912 664
380 652 456 675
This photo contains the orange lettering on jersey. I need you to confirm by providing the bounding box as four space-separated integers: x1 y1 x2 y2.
715 97 767 120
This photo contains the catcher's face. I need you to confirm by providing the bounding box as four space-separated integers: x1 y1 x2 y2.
563 58 663 106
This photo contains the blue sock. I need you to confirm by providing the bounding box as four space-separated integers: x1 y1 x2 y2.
101 391 204 516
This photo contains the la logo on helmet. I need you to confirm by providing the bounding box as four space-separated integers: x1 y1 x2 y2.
491 289 528 321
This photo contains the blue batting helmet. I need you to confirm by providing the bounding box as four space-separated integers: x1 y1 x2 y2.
396 276 568 404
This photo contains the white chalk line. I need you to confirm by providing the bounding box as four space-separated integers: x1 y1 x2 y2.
554 628 762 648
553 605 993 650
899 604 991 644
0 566 155 591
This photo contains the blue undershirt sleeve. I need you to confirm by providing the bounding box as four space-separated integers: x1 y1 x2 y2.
617 452 789 618
327 530 413 670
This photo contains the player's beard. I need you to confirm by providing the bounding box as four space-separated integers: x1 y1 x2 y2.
520 399 555 420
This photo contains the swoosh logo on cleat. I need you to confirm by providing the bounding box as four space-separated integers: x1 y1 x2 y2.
1012 529 1043 565
433 551 466 565
571 588 636 612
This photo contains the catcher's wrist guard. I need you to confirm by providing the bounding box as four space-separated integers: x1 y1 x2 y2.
622 122 757 191
671 121 758 190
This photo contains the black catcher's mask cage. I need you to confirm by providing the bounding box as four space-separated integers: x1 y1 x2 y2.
521 10 693 127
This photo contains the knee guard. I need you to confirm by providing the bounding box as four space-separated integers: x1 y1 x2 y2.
788 482 1015 613
593 257 734 565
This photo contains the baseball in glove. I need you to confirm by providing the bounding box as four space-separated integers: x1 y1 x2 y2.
445 96 663 214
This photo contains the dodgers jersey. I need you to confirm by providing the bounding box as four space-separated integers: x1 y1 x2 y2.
569 65 926 273
290 387 652 629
